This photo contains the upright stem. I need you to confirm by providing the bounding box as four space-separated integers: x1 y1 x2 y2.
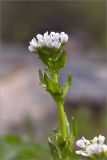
56 101 67 138
52 72 68 160
53 72 67 138
53 72 58 83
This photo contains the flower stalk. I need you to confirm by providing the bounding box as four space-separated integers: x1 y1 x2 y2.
52 72 67 139
28 31 77 160
56 101 67 139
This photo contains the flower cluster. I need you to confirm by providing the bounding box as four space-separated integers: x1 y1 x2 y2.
76 135 107 158
28 31 68 52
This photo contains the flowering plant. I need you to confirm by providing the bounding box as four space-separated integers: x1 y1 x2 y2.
28 31 107 160
76 135 107 160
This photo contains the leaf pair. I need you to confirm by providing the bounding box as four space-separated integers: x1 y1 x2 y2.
39 70 72 102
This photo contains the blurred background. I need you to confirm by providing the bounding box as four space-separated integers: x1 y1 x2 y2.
0 0 107 159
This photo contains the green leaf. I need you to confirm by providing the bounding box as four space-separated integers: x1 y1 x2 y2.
37 47 60 68
48 138 61 160
54 50 66 73
65 113 70 136
36 48 52 68
41 47 59 59
62 74 72 98
36 47 66 74
44 73 61 95
70 117 77 148
39 71 63 101
59 138 71 157
39 69 46 87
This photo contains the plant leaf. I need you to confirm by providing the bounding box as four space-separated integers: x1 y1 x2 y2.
70 117 77 149
54 50 66 73
39 69 46 87
65 113 70 136
37 49 50 67
62 74 72 98
48 138 61 160
44 73 61 95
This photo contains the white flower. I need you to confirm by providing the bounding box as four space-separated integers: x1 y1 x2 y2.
76 139 86 148
76 150 88 157
98 135 105 144
76 135 107 158
50 32 60 40
93 135 105 144
82 137 90 145
44 32 52 47
86 144 107 156
28 45 35 52
36 34 45 47
86 144 98 155
30 37 38 47
28 31 68 52
51 41 60 48
92 136 98 144
60 32 68 43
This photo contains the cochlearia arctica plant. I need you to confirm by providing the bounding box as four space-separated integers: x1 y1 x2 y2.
28 31 107 160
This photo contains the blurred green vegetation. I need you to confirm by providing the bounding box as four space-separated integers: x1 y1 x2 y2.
67 106 107 139
0 134 51 160
0 106 106 160
0 134 85 160
1 1 106 48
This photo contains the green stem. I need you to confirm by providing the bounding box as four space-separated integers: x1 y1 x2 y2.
56 101 67 138
57 102 69 160
53 72 58 83
53 72 68 160
53 72 67 138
